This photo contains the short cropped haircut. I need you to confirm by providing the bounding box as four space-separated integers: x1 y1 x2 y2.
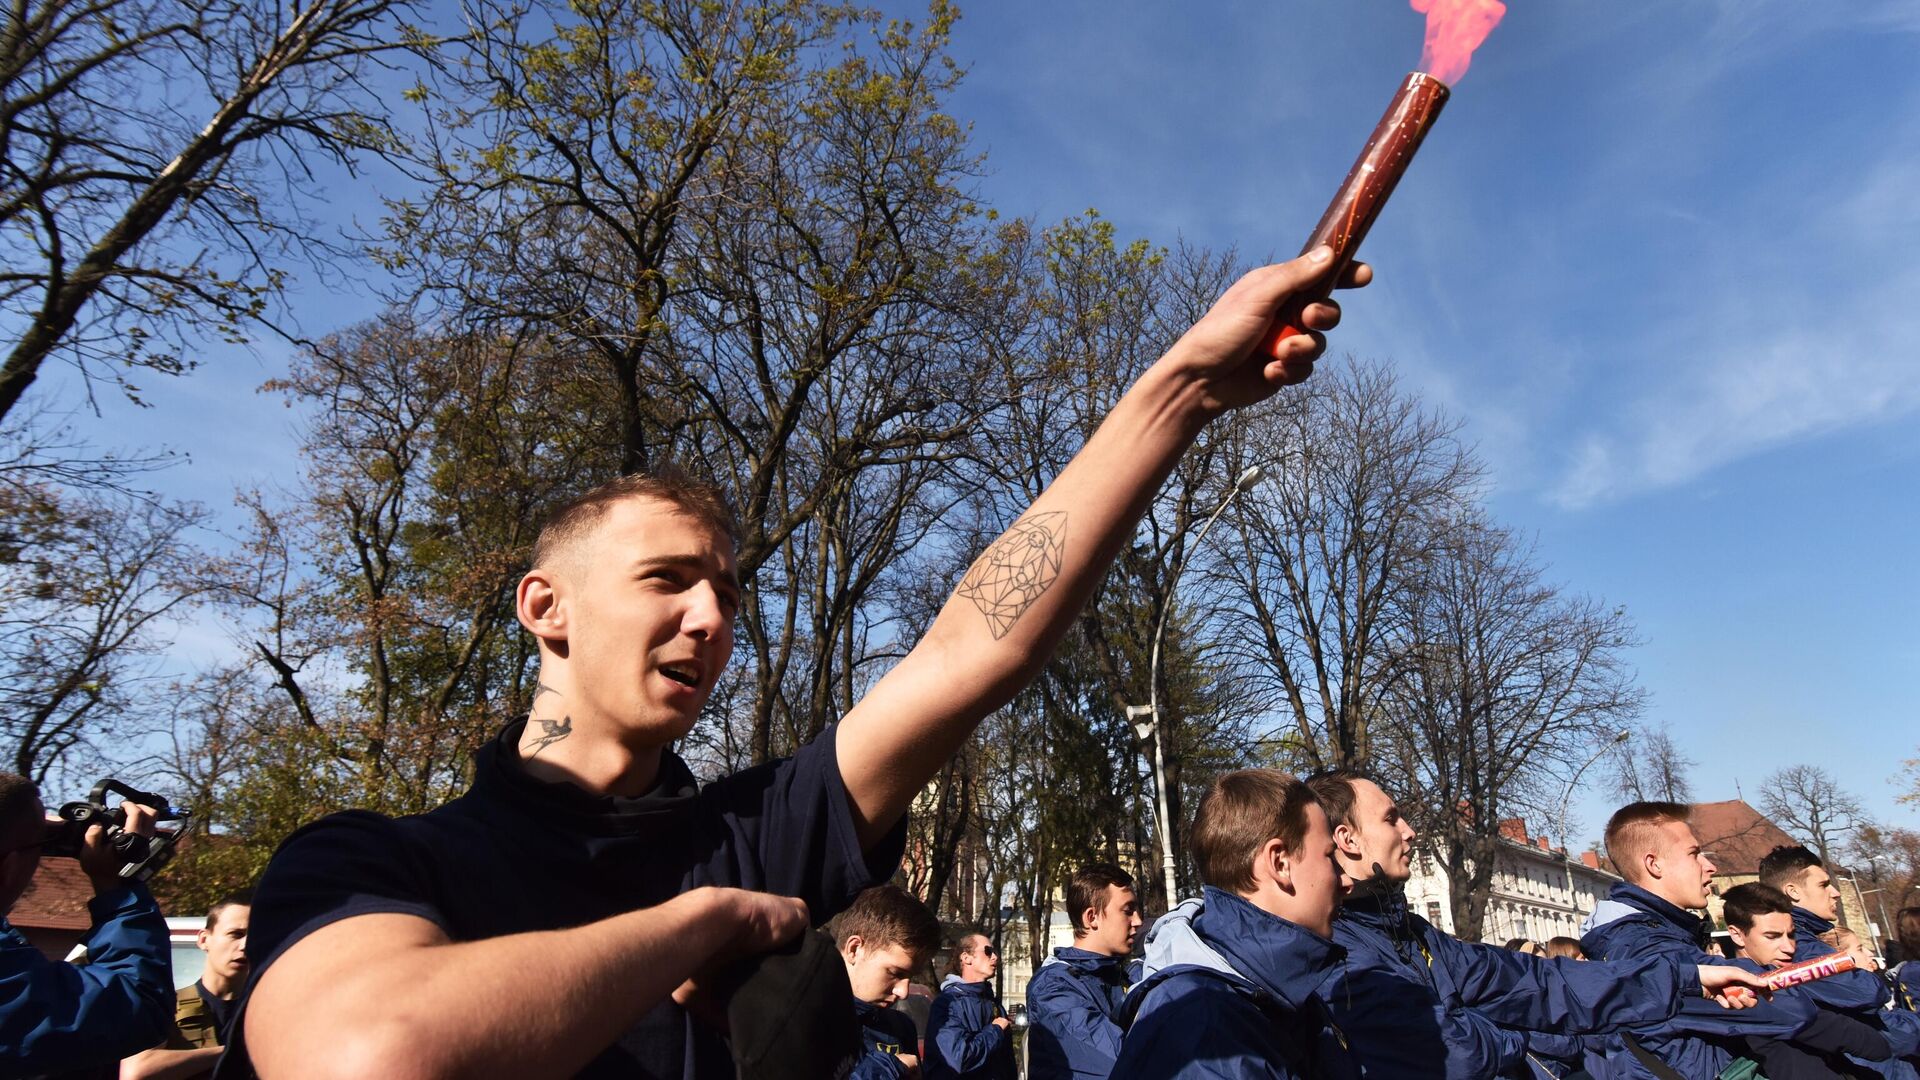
206 888 254 932
1721 882 1794 931
0 772 39 831
1603 801 1692 883
1545 937 1586 960
1304 767 1378 832
1066 863 1134 935
1757 845 1823 890
531 470 741 570
944 926 990 978
1191 769 1319 895
1896 906 1920 960
829 885 941 960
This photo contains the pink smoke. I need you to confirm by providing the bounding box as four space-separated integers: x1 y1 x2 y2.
1410 0 1507 85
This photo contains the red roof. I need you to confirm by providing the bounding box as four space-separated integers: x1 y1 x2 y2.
11 857 93 931
1690 800 1804 875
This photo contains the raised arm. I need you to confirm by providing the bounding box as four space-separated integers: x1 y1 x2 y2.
836 248 1367 847
243 887 805 1080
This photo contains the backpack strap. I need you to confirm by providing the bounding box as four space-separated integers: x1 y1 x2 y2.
1620 1033 1690 1080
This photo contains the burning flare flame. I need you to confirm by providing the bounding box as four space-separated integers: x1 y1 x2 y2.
1411 0 1507 85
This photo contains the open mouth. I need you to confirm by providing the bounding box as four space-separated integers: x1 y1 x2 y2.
660 664 701 688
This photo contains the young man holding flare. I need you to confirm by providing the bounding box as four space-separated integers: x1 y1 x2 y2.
224 236 1371 1077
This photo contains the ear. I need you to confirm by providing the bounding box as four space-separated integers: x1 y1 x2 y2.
1641 849 1662 882
516 568 568 645
1080 905 1100 932
1726 925 1747 948
1333 820 1364 859
1264 837 1294 892
842 934 864 963
197 926 214 949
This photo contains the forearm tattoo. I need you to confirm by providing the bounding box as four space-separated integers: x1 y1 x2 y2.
957 511 1067 640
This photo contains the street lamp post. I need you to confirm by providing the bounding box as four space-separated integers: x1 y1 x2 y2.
1555 729 1632 902
1863 854 1896 959
1130 465 1265 908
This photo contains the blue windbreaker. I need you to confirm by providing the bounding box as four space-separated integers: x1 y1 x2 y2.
0 882 173 1073
1791 908 1891 1014
1780 909 1920 1078
1579 882 1818 1079
925 974 1015 1080
1112 889 1356 1080
1028 946 1128 1080
1318 886 1701 1079
852 997 922 1080
1897 963 1920 1012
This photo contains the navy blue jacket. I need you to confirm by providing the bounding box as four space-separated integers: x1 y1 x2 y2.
1028 946 1129 1080
853 998 923 1080
925 974 1015 1080
1112 889 1356 1080
1791 908 1891 1014
1579 882 1818 1080
1318 886 1701 1079
1897 962 1919 1012
0 883 173 1073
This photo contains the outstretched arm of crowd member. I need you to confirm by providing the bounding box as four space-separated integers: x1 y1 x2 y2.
835 248 1369 849
243 887 806 1080
1424 930 1770 1034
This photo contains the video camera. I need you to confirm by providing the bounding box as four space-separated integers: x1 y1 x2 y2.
42 779 191 884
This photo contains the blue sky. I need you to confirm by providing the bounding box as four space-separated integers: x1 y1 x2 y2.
29 0 1920 844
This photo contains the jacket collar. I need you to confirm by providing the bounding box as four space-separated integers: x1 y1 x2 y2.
1607 882 1710 946
1791 906 1836 938
1191 887 1344 1012
1336 878 1410 928
1050 945 1127 976
939 974 996 997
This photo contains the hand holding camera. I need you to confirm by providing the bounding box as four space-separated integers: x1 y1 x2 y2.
42 779 190 892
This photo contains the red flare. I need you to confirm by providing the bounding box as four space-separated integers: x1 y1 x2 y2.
1411 0 1507 85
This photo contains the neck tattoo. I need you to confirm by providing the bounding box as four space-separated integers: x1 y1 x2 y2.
526 683 572 756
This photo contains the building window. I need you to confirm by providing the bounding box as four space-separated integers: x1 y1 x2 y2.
1428 901 1444 926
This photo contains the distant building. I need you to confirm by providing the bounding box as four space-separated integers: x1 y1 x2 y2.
1404 818 1622 945
6 856 94 960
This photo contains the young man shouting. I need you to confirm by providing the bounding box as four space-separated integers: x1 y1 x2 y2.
1027 863 1143 1080
226 244 1374 1080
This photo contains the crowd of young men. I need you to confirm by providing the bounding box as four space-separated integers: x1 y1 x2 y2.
6 238 1918 1080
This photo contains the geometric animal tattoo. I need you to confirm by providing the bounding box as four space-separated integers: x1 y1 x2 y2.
957 511 1067 640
